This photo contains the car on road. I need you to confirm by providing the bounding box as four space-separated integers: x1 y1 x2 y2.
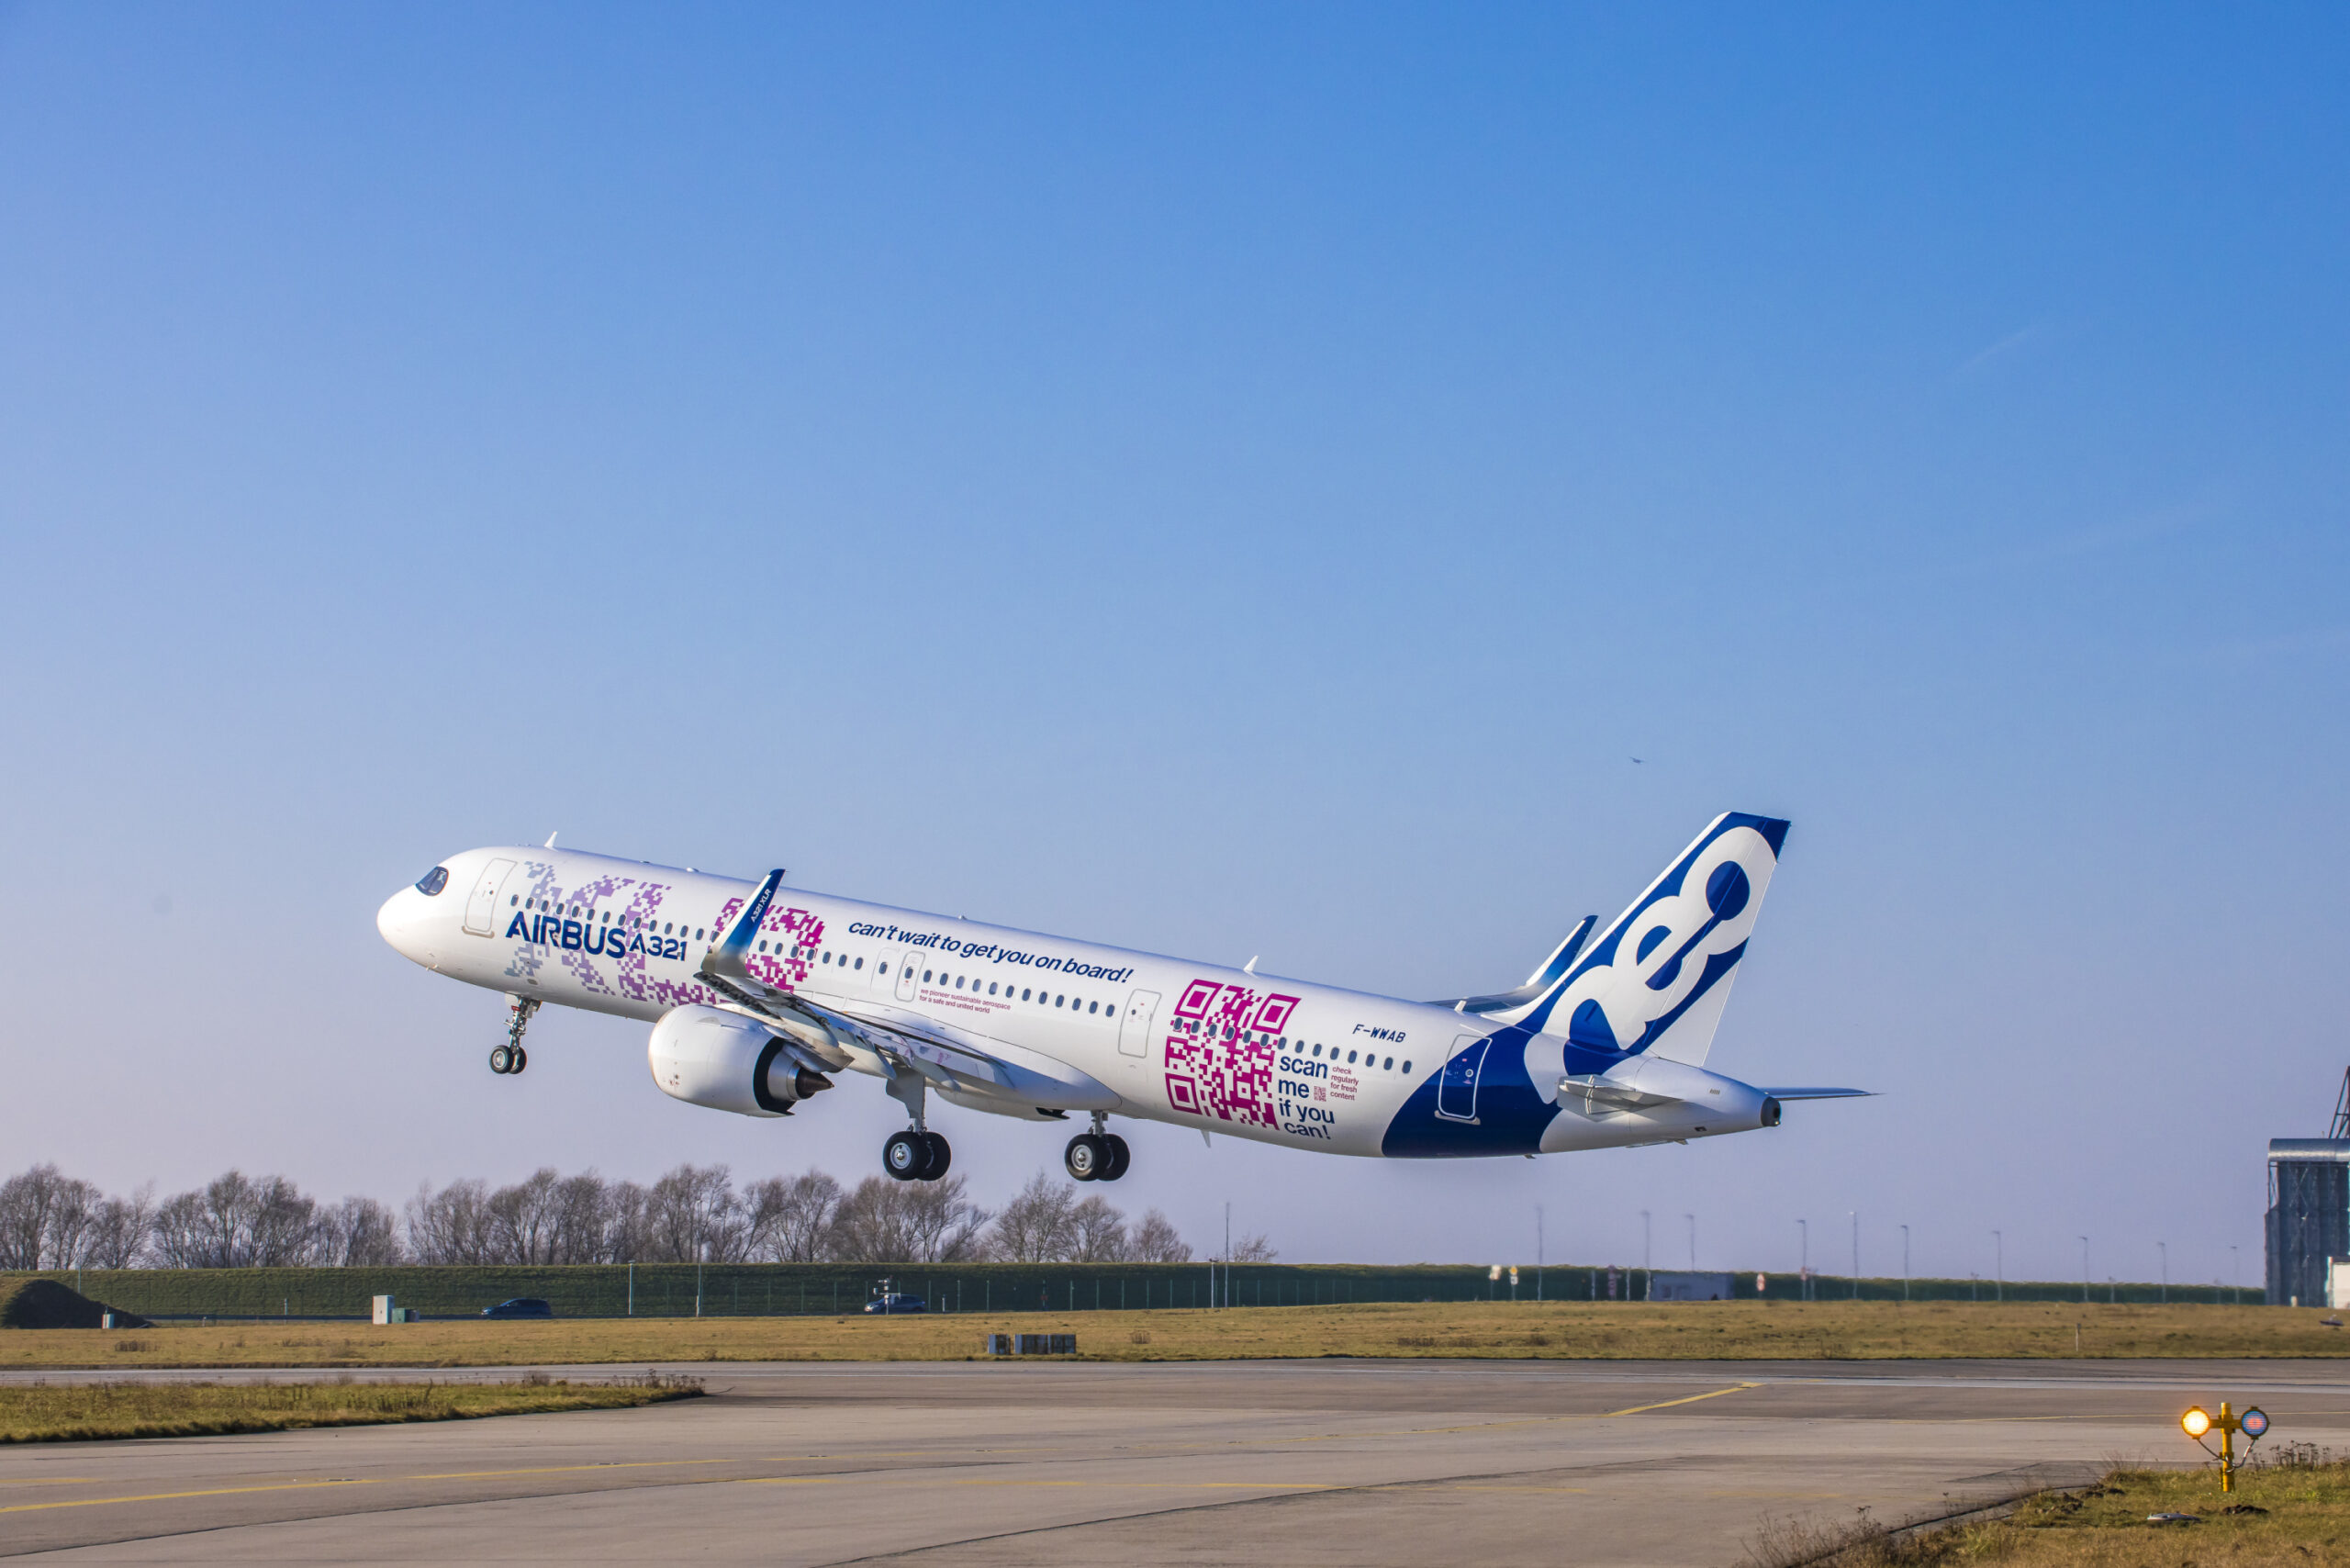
862 1294 926 1314
480 1297 554 1319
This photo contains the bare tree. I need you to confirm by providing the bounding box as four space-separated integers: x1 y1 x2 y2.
1129 1208 1192 1263
0 1165 100 1269
1230 1233 1278 1263
486 1169 566 1264
830 1175 988 1262
987 1171 1080 1262
744 1170 842 1261
147 1171 319 1268
83 1185 155 1270
320 1197 407 1266
602 1179 653 1263
549 1171 613 1264
405 1178 495 1265
644 1164 749 1262
1069 1195 1130 1261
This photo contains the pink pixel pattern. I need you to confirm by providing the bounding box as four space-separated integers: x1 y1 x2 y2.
1162 979 1300 1129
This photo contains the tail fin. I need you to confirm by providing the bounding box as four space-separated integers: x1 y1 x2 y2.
1511 812 1788 1068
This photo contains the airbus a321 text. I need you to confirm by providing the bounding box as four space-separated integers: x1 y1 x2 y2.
376 812 1866 1183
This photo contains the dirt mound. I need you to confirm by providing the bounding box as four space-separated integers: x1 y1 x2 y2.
0 1279 150 1329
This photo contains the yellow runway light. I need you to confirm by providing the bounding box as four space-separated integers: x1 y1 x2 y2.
2181 1406 2212 1438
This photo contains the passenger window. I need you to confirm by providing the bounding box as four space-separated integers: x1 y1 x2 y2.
1348 1049 1359 1063
854 957 864 969
988 981 998 995
923 969 934 983
663 923 672 935
509 894 518 907
1021 989 1031 1001
1087 1001 1097 1014
955 976 965 989
1055 995 1065 1008
1311 1044 1321 1057
1383 1057 1393 1070
1402 1060 1412 1073
694 928 704 940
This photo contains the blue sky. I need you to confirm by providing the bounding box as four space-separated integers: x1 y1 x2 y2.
2 3 2344 1284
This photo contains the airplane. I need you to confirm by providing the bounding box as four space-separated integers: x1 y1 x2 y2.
375 811 1866 1182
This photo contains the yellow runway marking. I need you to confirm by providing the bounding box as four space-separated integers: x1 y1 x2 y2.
0 1478 101 1486
0 1480 369 1516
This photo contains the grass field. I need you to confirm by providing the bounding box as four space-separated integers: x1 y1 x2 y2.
2 1299 2344 1369
1751 1452 2350 1565
0 1376 701 1442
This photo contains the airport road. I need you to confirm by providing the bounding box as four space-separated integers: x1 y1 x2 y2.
3 1360 2345 1563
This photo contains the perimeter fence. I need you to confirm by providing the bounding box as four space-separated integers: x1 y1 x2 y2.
3 1263 2255 1321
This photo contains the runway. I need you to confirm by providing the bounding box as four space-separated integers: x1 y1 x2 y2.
4 1359 2346 1563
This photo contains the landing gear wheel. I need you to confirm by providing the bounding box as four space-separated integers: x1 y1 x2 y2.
1064 1133 1109 1182
1102 1134 1131 1181
512 1047 527 1074
489 1044 515 1074
918 1131 952 1182
884 1130 927 1182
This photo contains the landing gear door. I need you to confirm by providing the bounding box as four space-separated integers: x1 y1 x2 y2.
1118 990 1161 1058
464 858 516 937
1435 1033 1489 1123
893 951 918 1002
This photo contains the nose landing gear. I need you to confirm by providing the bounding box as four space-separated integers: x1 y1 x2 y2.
490 994 539 1075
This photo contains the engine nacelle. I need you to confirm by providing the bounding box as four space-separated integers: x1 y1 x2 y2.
647 1005 833 1118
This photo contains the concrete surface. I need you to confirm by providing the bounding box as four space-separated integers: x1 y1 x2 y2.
3 1359 2345 1563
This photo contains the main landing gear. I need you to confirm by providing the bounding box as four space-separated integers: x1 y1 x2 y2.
1064 1113 1130 1182
884 1129 953 1182
879 1064 952 1181
491 994 539 1076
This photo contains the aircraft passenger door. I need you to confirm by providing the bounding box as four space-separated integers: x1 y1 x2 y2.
893 951 918 1002
1118 990 1161 1058
463 858 516 937
1435 1033 1489 1123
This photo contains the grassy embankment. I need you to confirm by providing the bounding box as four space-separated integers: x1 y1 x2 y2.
1751 1452 2350 1565
3 1299 2345 1369
0 1376 700 1443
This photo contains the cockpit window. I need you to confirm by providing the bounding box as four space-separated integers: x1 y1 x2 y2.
415 867 450 896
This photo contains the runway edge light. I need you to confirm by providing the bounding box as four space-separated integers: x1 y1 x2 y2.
2181 1401 2270 1491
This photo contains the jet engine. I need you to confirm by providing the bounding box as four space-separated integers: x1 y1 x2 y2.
647 1004 833 1118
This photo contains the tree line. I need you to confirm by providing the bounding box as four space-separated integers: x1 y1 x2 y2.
0 1162 1273 1269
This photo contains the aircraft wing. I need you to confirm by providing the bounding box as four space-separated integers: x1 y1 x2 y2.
1758 1087 1874 1100
698 870 1077 1103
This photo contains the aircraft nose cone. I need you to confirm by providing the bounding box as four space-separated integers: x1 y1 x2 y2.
377 888 435 967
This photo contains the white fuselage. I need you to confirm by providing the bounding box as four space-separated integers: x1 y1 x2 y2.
377 841 1780 1159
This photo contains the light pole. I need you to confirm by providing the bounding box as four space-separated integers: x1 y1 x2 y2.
2158 1241 2168 1305
1798 1218 1808 1301
1536 1205 1545 1302
1900 1224 1910 1303
1850 1211 1860 1299
1640 1210 1651 1297
1992 1230 2003 1302
2078 1237 2090 1305
1224 1203 1232 1308
2231 1244 2241 1305
1684 1214 1695 1271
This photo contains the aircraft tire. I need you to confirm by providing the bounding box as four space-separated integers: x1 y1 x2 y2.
883 1130 926 1181
1102 1135 1131 1181
489 1045 514 1074
513 1047 528 1074
919 1132 952 1182
1063 1134 1106 1182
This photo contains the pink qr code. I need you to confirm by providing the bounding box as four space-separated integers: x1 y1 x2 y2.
1162 979 1300 1129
